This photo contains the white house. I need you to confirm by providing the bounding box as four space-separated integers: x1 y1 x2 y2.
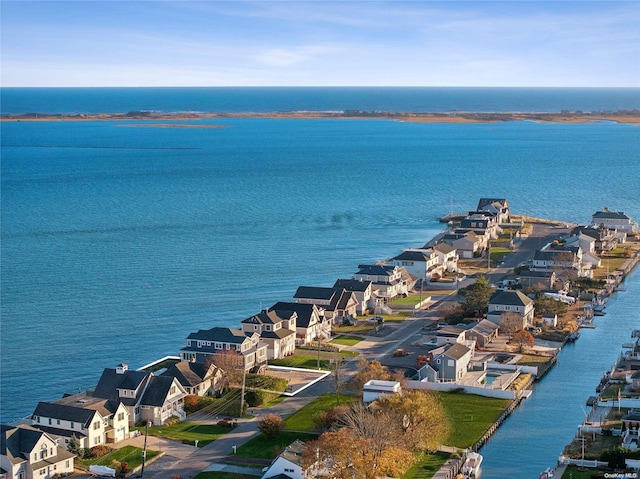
391 249 439 281
333 279 373 315
353 264 409 300
262 439 308 479
241 309 296 360
161 361 221 396
1 424 76 479
592 209 638 233
433 243 458 273
362 380 402 404
477 198 510 224
32 396 130 448
268 302 330 345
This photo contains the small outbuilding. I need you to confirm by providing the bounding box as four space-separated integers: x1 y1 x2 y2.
362 380 402 403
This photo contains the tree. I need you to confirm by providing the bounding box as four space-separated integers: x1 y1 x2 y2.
67 434 81 455
534 296 568 318
349 358 392 392
375 390 450 453
511 329 535 352
258 414 283 439
313 404 350 431
499 312 523 338
459 275 494 318
206 350 244 394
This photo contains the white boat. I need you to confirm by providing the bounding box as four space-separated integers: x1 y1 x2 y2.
539 467 554 478
462 451 483 477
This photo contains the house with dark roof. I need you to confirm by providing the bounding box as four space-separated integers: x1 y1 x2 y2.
293 287 358 324
423 343 473 382
461 213 501 239
333 279 373 315
592 208 638 233
487 290 535 328
90 363 186 426
268 302 329 345
441 231 483 259
180 327 268 372
353 264 409 300
391 249 440 281
1 424 75 479
466 319 500 348
241 309 296 360
161 361 221 396
32 394 129 448
261 439 311 479
519 270 557 292
571 225 618 253
477 198 510 224
433 243 458 274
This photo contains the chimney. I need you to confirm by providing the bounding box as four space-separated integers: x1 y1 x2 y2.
116 363 128 375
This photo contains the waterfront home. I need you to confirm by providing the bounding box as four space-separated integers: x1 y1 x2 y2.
362 380 402 404
466 319 500 348
441 231 483 259
477 198 510 224
160 361 221 396
293 286 358 324
461 213 501 239
433 243 459 274
353 264 409 300
32 394 129 447
333 279 373 315
592 208 638 233
241 309 296 360
1 424 76 479
261 439 309 479
90 363 187 425
571 226 618 253
391 249 440 281
423 343 473 382
268 302 330 345
180 327 268 372
487 290 535 328
541 314 558 327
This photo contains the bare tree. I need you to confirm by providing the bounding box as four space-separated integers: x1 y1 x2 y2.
499 311 523 338
206 350 244 394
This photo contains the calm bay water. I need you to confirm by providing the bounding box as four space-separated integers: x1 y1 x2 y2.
1 89 639 476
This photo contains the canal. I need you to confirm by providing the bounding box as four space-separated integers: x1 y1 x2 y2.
479 268 640 479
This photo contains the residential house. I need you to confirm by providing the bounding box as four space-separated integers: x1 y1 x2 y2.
466 319 500 348
32 394 129 448
1 424 75 479
592 208 638 233
423 343 473 382
268 302 329 345
519 270 557 292
477 198 510 224
241 309 296 360
433 243 458 274
353 264 409 300
541 314 558 327
333 279 373 315
180 327 268 372
391 249 439 281
461 213 501 239
436 326 467 346
532 241 595 278
571 226 618 253
90 363 187 425
293 287 358 324
362 380 402 404
161 361 221 396
441 231 483 259
487 290 535 328
261 439 309 479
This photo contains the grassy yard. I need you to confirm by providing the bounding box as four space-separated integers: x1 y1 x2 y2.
330 335 363 346
136 421 230 447
80 445 160 470
234 431 319 460
402 452 451 479
561 465 609 479
283 393 356 431
437 392 511 449
269 354 332 370
389 295 423 306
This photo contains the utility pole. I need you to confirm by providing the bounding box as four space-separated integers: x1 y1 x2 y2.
239 362 246 416
140 420 150 477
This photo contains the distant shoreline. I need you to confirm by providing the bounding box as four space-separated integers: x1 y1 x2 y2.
2 111 639 124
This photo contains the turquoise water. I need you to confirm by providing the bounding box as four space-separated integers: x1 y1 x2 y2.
2 87 639 114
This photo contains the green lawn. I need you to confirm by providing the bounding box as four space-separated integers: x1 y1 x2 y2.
330 335 363 346
561 465 608 479
269 354 331 370
234 431 319 460
389 295 423 306
283 393 356 431
80 445 160 470
402 452 451 479
136 421 230 447
437 392 511 449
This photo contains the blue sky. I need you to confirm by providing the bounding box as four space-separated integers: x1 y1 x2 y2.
1 1 639 87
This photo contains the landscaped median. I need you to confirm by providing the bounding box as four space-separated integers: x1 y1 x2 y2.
134 421 231 447
79 445 161 475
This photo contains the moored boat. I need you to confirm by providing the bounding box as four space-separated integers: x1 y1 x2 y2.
462 451 483 477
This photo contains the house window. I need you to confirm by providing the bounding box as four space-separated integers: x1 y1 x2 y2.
215 342 222 349
171 386 176 394
118 412 125 421
57 419 61 425
49 418 52 425
94 421 101 430
225 344 230 350
35 416 40 423
70 422 74 429
187 340 192 347
197 341 203 347
40 444 48 459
